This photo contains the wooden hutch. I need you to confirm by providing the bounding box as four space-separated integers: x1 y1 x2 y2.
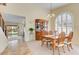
35 19 48 40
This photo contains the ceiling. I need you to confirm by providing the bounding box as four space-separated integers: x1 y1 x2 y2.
4 3 68 25
7 3 68 10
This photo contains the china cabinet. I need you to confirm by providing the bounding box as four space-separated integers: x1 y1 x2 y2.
35 19 48 40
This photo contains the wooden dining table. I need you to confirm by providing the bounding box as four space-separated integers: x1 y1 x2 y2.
42 35 59 42
42 34 68 40
41 34 69 48
41 35 58 47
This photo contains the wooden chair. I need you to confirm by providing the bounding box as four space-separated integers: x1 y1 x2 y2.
51 32 65 55
65 32 73 51
41 31 52 47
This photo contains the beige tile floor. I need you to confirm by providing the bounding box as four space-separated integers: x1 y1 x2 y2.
1 40 32 55
27 41 79 55
1 39 79 55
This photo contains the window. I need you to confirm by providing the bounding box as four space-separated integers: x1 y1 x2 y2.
55 12 72 35
7 25 18 36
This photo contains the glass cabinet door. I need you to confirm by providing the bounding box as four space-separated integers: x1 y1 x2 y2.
35 19 48 32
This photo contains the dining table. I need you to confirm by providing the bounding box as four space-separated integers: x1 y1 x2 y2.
42 34 69 40
41 35 58 48
41 34 69 48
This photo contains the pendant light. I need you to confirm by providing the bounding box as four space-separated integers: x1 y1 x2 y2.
47 3 55 18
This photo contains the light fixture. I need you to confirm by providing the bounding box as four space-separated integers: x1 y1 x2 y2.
47 3 55 18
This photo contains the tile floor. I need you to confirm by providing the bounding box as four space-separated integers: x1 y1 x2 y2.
27 41 79 55
1 40 79 55
1 40 31 55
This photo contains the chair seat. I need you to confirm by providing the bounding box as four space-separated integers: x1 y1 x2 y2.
55 43 64 47
64 42 72 45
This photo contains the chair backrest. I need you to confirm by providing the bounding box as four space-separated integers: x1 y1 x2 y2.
67 32 73 42
58 32 65 44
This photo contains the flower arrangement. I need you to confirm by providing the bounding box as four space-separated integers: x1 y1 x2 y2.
29 28 34 32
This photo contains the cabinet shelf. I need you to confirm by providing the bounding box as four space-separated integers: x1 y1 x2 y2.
35 19 48 40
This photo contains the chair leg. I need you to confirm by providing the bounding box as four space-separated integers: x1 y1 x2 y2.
53 48 55 55
67 45 70 51
69 44 73 49
55 46 57 50
58 47 60 55
46 41 48 47
41 41 44 46
62 46 65 53
50 44 52 50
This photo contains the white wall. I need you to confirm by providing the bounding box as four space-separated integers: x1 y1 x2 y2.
50 4 79 44
5 4 49 41
0 27 8 54
18 21 24 36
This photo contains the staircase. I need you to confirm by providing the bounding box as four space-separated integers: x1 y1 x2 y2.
0 27 8 54
0 14 7 37
0 3 8 54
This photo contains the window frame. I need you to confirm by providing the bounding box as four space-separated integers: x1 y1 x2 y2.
55 12 73 35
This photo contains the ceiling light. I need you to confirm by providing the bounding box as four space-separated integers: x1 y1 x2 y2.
47 3 55 18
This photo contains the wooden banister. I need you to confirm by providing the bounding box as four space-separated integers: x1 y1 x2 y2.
0 14 7 37
0 3 6 6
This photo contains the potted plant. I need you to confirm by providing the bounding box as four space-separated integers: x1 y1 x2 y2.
29 28 34 34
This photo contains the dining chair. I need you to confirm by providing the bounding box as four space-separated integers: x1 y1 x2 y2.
51 32 65 55
65 32 73 51
41 31 52 47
